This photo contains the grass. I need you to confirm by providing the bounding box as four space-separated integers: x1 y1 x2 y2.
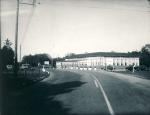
114 70 150 80
2 68 50 92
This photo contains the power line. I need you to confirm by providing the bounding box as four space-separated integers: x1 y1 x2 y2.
20 0 37 61
20 4 35 44
14 0 37 75
49 2 150 13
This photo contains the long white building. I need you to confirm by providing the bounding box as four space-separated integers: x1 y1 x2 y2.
56 52 140 70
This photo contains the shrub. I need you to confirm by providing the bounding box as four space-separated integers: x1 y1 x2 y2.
126 65 133 71
135 65 147 71
107 65 113 71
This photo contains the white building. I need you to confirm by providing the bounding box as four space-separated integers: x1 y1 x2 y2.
56 52 140 70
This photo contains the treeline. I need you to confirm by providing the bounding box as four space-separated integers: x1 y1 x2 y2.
140 45 150 67
1 38 150 69
22 54 53 67
63 45 150 68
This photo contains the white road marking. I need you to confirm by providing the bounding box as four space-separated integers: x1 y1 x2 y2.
94 80 99 88
92 75 115 115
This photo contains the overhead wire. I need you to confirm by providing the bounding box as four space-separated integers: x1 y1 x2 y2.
20 0 36 44
19 0 37 61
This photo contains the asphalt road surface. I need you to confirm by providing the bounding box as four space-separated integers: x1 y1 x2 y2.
3 69 150 115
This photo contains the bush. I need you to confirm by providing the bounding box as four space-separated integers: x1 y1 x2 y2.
126 65 147 71
135 65 147 71
126 65 133 71
107 65 113 71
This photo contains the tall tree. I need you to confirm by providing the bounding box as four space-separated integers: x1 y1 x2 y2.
22 53 52 67
140 45 150 67
1 39 14 70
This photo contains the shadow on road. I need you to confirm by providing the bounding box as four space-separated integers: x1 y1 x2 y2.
116 113 150 115
3 80 86 115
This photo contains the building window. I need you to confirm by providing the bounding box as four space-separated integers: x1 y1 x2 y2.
121 63 123 66
113 62 115 66
125 62 127 66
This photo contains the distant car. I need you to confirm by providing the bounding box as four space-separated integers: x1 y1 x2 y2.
88 67 92 70
44 65 50 69
20 64 30 70
41 65 50 75
6 65 13 70
42 65 46 72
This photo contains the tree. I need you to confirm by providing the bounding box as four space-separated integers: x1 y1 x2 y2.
140 45 150 67
1 39 14 70
22 53 52 67
65 53 76 58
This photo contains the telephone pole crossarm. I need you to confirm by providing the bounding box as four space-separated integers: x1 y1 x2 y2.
19 3 34 6
19 0 36 6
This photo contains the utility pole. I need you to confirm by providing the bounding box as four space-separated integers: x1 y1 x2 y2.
20 44 21 62
14 0 20 76
0 0 2 114
51 58 53 69
33 0 36 7
0 0 1 49
14 0 36 76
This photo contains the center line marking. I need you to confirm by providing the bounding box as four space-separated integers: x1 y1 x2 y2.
92 75 115 115
94 80 99 88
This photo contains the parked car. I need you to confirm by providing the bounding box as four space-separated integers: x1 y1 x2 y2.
20 64 30 70
6 65 13 70
107 65 113 71
44 65 50 69
38 65 50 75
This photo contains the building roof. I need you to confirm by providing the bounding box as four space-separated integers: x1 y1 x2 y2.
65 52 140 59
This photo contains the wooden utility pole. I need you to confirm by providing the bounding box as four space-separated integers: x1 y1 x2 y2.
33 0 36 7
0 0 1 49
20 44 21 62
15 0 36 75
0 0 2 70
14 0 20 76
0 0 2 114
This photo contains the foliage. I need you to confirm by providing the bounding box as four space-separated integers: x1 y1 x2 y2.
140 45 150 67
126 65 133 71
126 65 148 71
134 65 147 71
107 65 113 71
22 53 52 67
65 53 76 58
1 39 14 70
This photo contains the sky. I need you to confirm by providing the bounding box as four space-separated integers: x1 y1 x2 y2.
1 0 150 59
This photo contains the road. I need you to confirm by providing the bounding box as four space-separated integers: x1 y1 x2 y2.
3 69 150 115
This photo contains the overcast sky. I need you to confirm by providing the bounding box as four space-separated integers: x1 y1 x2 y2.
1 0 150 58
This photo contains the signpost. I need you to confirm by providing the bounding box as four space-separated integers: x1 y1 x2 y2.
132 64 135 73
